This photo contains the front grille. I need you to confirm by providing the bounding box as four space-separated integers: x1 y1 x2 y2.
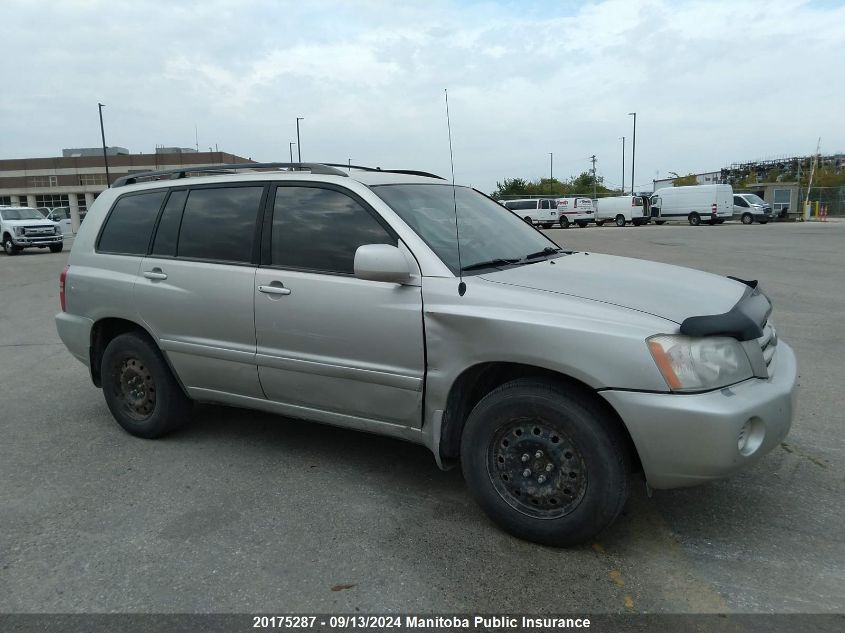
758 321 778 367
24 225 54 236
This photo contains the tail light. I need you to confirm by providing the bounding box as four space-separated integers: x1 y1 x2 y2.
711 203 717 215
59 264 69 312
631 197 636 206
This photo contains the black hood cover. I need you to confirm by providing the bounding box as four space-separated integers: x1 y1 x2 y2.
679 278 772 341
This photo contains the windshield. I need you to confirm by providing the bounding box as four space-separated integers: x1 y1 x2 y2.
372 184 562 274
744 194 766 205
0 208 45 220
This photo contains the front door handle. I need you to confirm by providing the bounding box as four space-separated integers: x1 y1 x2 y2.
143 269 168 280
258 284 291 296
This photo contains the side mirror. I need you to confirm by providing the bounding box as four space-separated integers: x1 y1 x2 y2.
354 244 412 284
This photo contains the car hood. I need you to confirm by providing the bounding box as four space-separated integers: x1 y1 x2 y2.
479 252 747 324
2 218 56 227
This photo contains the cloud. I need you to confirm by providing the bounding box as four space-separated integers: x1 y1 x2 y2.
1 0 843 192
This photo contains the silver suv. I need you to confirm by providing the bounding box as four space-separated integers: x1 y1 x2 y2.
56 162 797 546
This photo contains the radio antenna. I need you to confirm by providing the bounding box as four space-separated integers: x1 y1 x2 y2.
445 88 466 296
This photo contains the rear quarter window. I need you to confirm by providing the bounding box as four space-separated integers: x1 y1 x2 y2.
97 190 168 255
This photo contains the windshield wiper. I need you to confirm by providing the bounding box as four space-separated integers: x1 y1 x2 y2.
461 258 522 272
524 247 564 260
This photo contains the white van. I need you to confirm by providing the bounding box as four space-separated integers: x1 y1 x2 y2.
650 184 733 226
595 195 650 227
503 199 558 228
554 197 594 228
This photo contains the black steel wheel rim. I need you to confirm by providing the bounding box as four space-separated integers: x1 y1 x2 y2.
487 417 587 519
115 357 156 419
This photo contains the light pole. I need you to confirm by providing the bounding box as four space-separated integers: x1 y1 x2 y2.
628 112 637 195
296 117 304 163
289 142 295 163
549 152 553 194
97 103 111 187
620 136 625 194
348 158 352 172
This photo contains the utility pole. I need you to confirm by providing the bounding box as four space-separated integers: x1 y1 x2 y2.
194 123 199 152
628 112 637 194
296 117 304 163
289 142 295 163
549 152 553 195
620 136 625 194
97 103 111 187
348 158 352 172
590 154 597 201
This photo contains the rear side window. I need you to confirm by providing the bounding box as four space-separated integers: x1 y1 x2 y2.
151 190 187 257
270 186 396 274
98 191 167 255
177 186 263 263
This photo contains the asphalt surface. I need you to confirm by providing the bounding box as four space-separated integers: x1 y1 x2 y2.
1 221 843 614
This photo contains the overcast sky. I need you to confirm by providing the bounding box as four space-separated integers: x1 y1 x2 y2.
2 0 843 192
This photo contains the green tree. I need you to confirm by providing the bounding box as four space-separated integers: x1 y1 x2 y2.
669 172 698 187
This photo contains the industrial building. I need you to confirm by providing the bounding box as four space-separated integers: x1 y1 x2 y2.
0 147 251 230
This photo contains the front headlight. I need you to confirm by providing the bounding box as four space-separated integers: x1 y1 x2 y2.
647 335 753 392
14 226 24 236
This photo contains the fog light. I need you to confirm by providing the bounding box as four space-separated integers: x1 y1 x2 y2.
738 418 765 456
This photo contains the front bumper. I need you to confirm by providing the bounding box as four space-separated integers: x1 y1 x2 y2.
600 341 797 489
14 234 63 246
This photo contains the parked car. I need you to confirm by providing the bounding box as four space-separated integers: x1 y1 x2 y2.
502 198 558 228
595 195 650 227
56 162 797 546
1 206 64 255
36 207 52 218
554 198 594 228
733 194 772 224
48 207 74 235
650 184 734 225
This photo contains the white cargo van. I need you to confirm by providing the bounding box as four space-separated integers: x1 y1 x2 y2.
554 197 594 228
503 199 558 228
595 195 650 227
649 184 733 226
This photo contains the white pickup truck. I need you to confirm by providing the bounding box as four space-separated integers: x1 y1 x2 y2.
1 206 64 255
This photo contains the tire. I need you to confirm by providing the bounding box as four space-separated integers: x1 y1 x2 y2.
615 215 626 227
523 216 532 224
3 234 20 255
716 219 725 224
759 220 768 224
655 220 666 225
460 378 630 546
577 222 589 228
559 216 570 229
688 213 701 226
543 223 553 229
595 220 605 227
741 213 753 225
101 332 192 438
49 243 63 253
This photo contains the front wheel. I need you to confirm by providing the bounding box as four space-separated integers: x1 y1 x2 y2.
460 379 630 546
688 213 701 226
101 332 193 438
3 235 20 255
523 216 532 224
559 216 570 229
49 243 63 253
741 213 753 225
759 220 768 224
615 215 626 227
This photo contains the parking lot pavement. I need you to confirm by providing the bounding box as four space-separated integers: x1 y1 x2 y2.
1 222 843 614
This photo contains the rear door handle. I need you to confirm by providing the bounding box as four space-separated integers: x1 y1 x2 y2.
143 269 168 280
258 284 291 296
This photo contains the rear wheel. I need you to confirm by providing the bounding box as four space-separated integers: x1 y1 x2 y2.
688 213 701 226
101 332 192 438
759 220 768 224
595 220 605 227
559 216 570 229
655 220 666 225
615 215 626 227
577 221 589 228
460 378 630 546
741 213 753 225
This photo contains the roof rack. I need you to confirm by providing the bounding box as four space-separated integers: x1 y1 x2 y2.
323 163 446 180
111 162 349 187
